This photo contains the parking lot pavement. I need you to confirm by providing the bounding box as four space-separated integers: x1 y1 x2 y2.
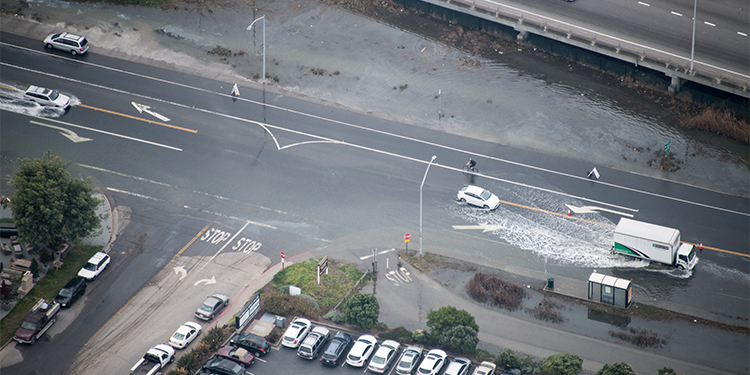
253 337 474 375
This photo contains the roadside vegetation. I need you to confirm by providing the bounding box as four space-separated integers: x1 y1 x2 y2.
0 244 100 345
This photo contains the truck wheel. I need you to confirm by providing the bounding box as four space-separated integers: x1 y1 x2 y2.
677 265 685 270
169 356 175 363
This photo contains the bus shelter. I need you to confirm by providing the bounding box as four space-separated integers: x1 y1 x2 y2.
588 272 632 308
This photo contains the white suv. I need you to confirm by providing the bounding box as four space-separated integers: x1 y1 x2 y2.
44 32 89 55
78 252 111 280
23 85 70 109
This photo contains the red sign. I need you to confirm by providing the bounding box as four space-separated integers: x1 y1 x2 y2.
280 252 286 259
404 233 411 243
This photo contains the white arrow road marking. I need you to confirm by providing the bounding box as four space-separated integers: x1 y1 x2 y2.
173 266 187 281
565 204 635 217
132 102 171 122
452 224 504 232
29 121 92 143
29 118 182 151
194 276 217 286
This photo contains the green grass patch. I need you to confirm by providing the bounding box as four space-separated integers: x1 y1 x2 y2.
0 245 101 344
0 218 14 223
270 257 366 312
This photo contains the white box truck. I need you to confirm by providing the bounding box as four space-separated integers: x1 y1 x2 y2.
612 218 697 270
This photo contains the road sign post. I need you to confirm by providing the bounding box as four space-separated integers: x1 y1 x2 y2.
317 255 328 285
280 251 285 270
404 233 411 253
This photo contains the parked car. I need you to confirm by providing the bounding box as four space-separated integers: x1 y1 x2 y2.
281 317 312 348
472 361 497 375
43 32 89 55
194 293 229 320
395 345 423 375
417 349 447 375
346 334 378 367
229 332 270 356
77 252 110 280
216 345 255 367
54 277 86 307
297 326 331 359
198 356 248 375
368 339 401 373
168 321 202 349
457 185 500 210
321 331 352 366
445 357 472 375
23 85 70 109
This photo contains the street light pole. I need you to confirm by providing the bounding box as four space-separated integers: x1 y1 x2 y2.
420 155 437 256
247 15 266 81
690 0 697 71
247 15 266 121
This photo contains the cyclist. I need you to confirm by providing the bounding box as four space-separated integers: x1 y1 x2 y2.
466 158 477 171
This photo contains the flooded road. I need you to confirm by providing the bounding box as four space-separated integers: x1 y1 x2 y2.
1 0 747 368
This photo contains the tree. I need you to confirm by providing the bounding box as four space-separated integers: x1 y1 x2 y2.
438 325 478 353
10 153 102 248
343 293 379 329
657 368 678 375
426 306 479 338
596 362 637 375
541 353 583 375
496 348 522 370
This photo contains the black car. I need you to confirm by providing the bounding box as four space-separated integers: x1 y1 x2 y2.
198 357 248 375
229 333 270 356
320 331 352 366
55 277 86 307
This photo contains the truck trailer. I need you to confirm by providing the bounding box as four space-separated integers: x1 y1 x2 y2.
612 218 697 270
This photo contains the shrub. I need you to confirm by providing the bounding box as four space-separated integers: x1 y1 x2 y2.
467 273 525 310
165 369 188 375
411 329 429 345
596 362 637 375
541 353 583 375
175 350 201 374
263 293 319 318
202 326 227 352
29 258 39 278
472 349 494 362
374 322 389 331
496 348 522 370
379 326 412 341
525 298 566 323
343 293 379 330
323 308 345 324
438 325 478 354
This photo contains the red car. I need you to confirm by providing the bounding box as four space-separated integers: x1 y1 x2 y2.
216 345 255 367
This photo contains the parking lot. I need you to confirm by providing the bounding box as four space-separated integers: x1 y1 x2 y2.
248 328 499 375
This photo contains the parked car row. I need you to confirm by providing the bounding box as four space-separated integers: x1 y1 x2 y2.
54 251 111 308
280 318 498 375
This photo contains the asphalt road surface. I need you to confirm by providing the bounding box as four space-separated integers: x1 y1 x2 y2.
0 9 748 375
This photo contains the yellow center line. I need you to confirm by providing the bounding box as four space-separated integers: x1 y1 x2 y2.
498 199 744 257
84 223 211 346
78 104 197 133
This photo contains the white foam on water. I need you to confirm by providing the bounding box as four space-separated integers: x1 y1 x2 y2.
448 180 649 269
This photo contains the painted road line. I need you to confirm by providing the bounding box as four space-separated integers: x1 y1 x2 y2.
80 104 192 132
360 248 396 260
30 117 183 151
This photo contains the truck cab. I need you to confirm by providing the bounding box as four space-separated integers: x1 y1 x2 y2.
676 244 698 270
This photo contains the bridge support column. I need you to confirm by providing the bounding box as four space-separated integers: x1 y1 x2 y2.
668 75 682 94
516 30 528 41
